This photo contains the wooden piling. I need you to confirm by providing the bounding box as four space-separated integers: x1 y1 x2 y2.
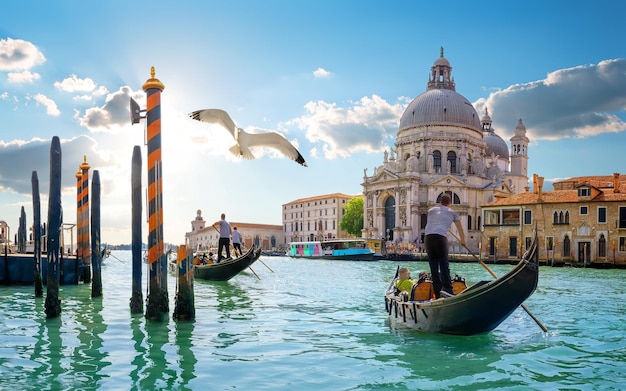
90 170 102 297
31 171 43 297
173 245 195 321
19 206 26 253
130 145 143 314
45 136 62 318
142 67 168 321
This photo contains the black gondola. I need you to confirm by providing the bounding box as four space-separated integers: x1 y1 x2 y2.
384 232 539 335
194 246 261 281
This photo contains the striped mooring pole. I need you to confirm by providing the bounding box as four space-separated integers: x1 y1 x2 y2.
77 156 91 283
142 67 168 321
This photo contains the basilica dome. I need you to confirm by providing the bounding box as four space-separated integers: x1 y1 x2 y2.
399 88 481 131
399 49 481 133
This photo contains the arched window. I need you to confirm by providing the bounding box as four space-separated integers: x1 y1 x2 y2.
559 211 564 224
467 215 472 230
420 213 427 229
565 211 570 224
384 197 396 241
477 215 482 230
436 191 461 205
447 151 457 173
563 235 571 257
433 150 442 173
553 211 558 224
598 234 607 258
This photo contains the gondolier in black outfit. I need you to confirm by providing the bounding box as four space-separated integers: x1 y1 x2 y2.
213 213 232 262
424 194 465 298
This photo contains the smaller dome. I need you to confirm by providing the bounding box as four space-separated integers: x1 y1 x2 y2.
434 56 450 67
484 131 510 161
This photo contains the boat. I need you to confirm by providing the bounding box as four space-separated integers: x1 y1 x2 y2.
193 246 261 281
287 238 375 261
384 232 539 335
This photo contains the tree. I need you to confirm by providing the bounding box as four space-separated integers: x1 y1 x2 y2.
340 197 364 237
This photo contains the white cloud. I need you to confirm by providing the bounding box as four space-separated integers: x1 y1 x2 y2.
475 58 626 140
0 37 46 71
313 67 331 78
7 70 40 83
33 93 60 116
78 86 138 133
287 94 406 159
54 74 97 92
1 92 8 99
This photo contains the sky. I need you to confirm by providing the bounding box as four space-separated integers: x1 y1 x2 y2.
1 1 625 246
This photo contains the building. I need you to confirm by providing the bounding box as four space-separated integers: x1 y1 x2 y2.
481 173 626 267
362 48 529 252
282 193 358 243
185 210 284 252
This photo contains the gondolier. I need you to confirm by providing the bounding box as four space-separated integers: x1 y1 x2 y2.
424 194 465 298
213 213 232 262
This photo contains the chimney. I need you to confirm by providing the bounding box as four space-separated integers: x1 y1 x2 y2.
537 176 544 202
613 173 620 193
533 173 538 194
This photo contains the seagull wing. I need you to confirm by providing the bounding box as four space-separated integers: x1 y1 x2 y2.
241 130 307 167
188 109 238 139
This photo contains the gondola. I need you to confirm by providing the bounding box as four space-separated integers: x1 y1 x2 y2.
193 246 260 281
384 232 539 335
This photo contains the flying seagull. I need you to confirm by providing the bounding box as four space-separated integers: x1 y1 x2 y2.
189 108 307 167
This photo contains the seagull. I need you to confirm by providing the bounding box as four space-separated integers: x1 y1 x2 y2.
189 109 307 167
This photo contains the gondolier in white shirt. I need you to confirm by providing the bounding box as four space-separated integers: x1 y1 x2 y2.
232 227 242 257
424 194 465 298
213 213 232 262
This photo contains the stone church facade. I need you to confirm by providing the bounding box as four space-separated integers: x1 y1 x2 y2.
361 49 529 252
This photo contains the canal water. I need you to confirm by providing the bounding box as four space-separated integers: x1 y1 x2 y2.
0 251 624 390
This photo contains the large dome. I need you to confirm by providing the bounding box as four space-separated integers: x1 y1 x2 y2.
399 88 482 131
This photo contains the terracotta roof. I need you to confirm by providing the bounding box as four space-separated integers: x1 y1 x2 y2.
484 188 626 207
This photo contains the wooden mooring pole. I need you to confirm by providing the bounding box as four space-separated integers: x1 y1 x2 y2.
130 145 143 314
31 171 43 297
90 170 102 297
45 136 62 318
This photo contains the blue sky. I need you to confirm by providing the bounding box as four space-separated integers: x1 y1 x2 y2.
1 1 625 245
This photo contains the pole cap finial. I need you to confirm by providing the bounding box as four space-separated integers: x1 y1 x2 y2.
142 66 165 92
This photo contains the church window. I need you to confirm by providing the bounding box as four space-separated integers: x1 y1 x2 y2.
436 191 461 204
433 150 442 173
447 151 457 173
467 215 472 230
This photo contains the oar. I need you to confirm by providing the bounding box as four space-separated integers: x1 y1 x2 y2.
258 258 274 273
448 230 548 333
386 265 400 294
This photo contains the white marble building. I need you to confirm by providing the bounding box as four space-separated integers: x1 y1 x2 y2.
361 49 530 252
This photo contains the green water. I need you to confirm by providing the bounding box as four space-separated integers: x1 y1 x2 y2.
1 252 625 390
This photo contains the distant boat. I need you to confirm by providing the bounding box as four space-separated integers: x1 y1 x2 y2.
193 246 261 281
384 231 539 335
287 239 375 261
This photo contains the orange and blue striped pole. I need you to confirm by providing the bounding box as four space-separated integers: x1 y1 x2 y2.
75 170 82 263
78 156 91 283
142 66 167 321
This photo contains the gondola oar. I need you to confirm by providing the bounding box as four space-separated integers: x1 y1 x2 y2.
386 265 400 294
258 259 274 273
448 230 548 333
